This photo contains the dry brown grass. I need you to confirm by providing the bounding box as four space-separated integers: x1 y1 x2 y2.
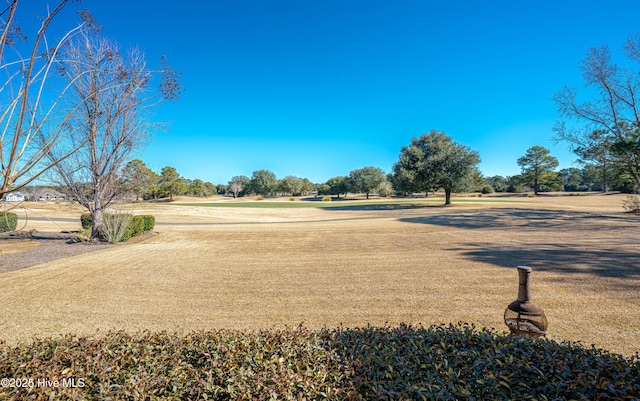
0 238 39 256
0 194 638 356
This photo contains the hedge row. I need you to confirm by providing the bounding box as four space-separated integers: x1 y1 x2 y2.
80 213 155 241
0 323 637 400
0 212 18 232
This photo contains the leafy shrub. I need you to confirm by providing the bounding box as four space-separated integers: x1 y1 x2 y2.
528 193 536 198
75 228 91 241
122 215 145 241
289 197 296 201
322 196 332 202
481 185 494 194
0 324 637 400
80 213 92 230
81 213 155 241
100 213 133 244
141 215 155 232
621 194 640 213
256 195 264 200
0 212 17 232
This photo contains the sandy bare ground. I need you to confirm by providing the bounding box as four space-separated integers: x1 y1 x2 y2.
0 194 638 356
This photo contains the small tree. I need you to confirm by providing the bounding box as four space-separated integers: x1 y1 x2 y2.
277 176 301 196
348 166 386 199
202 182 216 197
248 169 277 197
121 159 157 201
325 176 349 199
50 27 181 237
228 175 250 198
159 166 186 200
393 130 481 205
517 146 559 195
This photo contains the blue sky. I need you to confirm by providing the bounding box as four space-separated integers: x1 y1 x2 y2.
30 1 640 184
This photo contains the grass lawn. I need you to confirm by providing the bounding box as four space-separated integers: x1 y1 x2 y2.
0 194 638 356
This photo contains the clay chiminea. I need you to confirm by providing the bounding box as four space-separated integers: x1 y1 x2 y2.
504 266 548 337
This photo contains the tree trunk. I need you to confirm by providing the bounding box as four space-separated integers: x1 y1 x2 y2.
91 206 103 239
445 188 452 205
366 192 369 199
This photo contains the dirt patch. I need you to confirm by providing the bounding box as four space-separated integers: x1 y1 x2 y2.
0 231 157 273
0 232 113 274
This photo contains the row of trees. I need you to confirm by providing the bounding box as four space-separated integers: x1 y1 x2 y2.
487 145 637 194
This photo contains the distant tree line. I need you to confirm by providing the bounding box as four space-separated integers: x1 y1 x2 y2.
119 132 638 206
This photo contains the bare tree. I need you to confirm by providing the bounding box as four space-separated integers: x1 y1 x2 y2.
50 29 181 237
0 0 87 198
554 34 640 191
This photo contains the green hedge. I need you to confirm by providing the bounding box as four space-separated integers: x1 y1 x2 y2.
79 213 155 241
80 213 93 230
0 212 17 232
121 215 145 241
0 324 637 400
141 215 155 232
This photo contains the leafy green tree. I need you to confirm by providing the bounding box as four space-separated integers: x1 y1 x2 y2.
300 178 315 196
325 176 349 199
188 179 205 196
393 130 481 205
348 166 386 199
517 146 559 195
315 183 330 196
278 176 304 196
228 175 250 198
215 184 228 195
160 166 187 200
248 170 277 197
486 175 509 193
121 159 158 201
558 168 587 192
203 182 217 197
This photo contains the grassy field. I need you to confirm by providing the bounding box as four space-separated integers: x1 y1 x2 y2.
0 194 638 356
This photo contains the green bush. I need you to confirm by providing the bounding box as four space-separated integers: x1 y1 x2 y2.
80 213 92 230
141 215 155 232
81 213 154 241
0 212 17 232
122 215 145 241
481 185 494 194
0 324 637 400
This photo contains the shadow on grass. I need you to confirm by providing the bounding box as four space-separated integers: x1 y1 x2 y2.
447 242 640 280
320 202 444 211
400 208 638 232
401 208 640 281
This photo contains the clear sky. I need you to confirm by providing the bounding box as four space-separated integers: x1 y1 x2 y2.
27 1 640 184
